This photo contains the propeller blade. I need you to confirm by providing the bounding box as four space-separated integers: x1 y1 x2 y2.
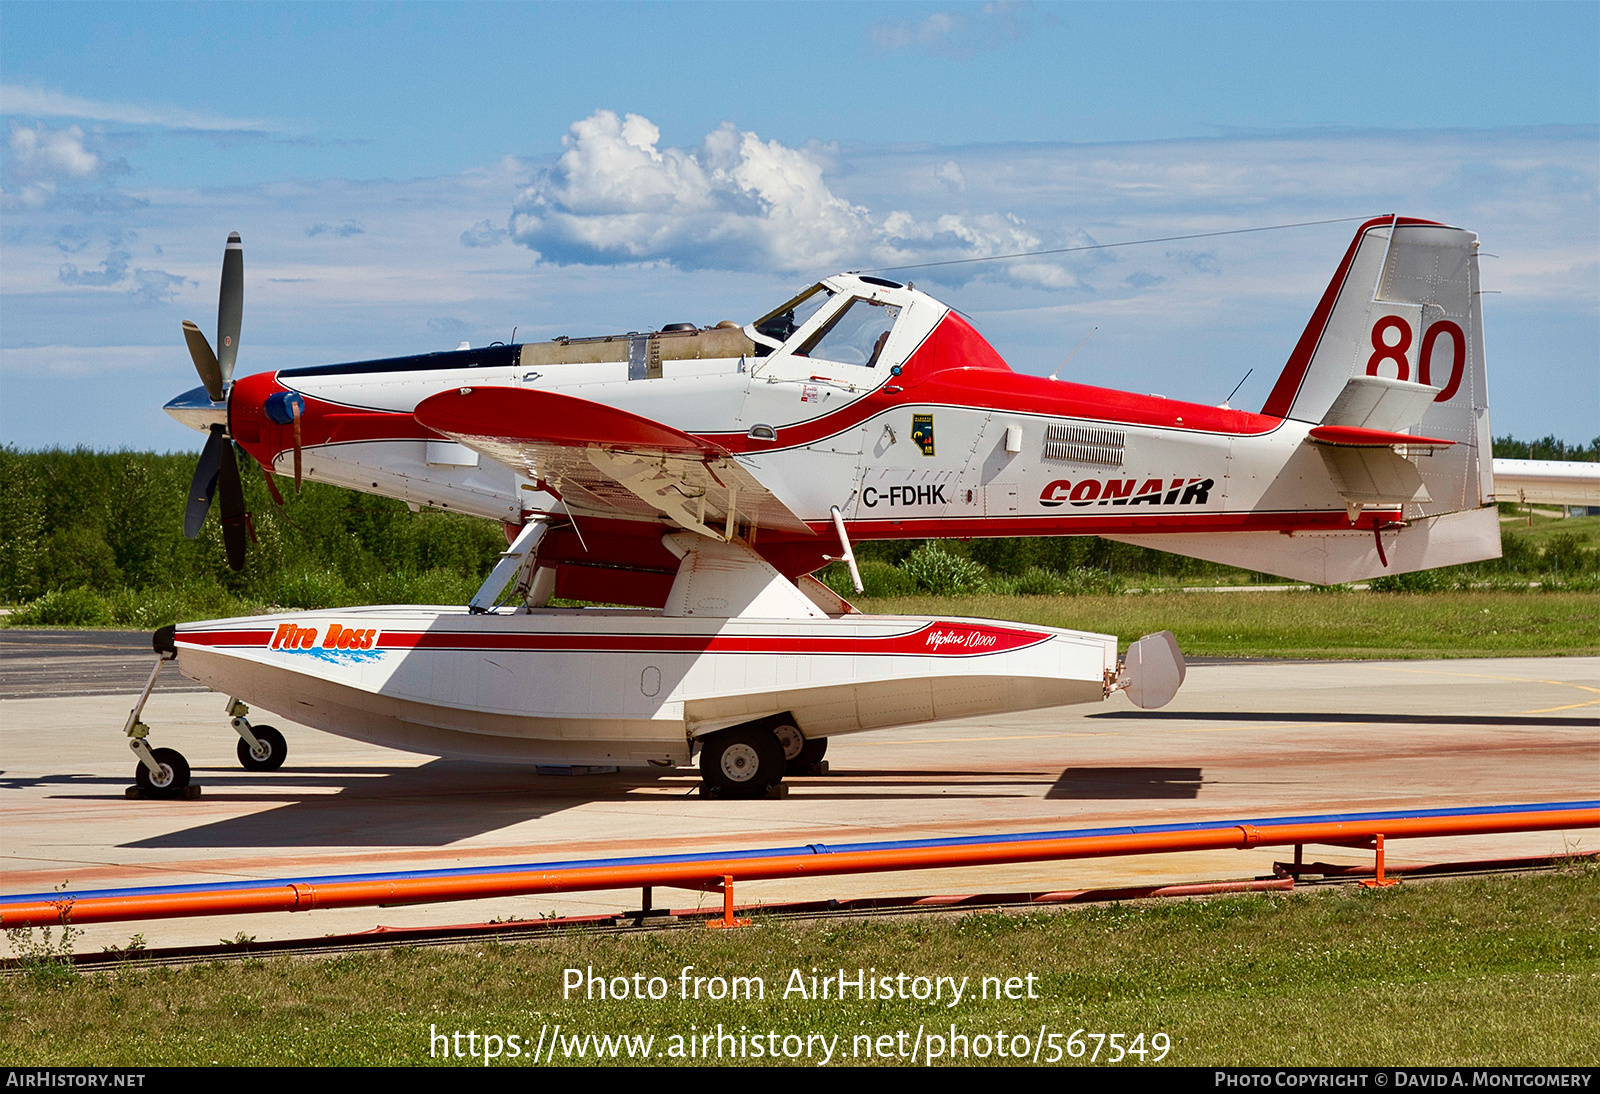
182 321 224 402
217 440 250 572
217 232 243 386
184 426 226 538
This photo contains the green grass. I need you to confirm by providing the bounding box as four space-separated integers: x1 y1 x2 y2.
3 871 1596 1066
6 589 1594 659
852 590 1599 658
1498 510 1600 549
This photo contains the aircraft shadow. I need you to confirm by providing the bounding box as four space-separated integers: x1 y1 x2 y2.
3 766 425 793
1046 766 1205 800
1087 711 1596 728
800 768 1047 779
779 768 1065 801
123 760 683 849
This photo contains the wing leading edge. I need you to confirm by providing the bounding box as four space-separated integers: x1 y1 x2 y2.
413 387 814 538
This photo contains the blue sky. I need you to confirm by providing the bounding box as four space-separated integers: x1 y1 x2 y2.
3 1 1596 450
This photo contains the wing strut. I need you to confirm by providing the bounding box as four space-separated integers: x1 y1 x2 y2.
830 506 864 594
468 520 549 614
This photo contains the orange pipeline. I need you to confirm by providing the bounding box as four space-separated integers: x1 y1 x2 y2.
2 805 1594 929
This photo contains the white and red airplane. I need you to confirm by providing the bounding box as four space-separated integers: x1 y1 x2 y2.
133 216 1500 799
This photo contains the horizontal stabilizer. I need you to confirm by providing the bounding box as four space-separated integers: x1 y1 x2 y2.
1321 375 1440 433
1308 424 1455 448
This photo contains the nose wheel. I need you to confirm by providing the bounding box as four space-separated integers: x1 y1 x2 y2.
123 640 201 799
133 747 191 800
236 724 287 771
228 699 288 771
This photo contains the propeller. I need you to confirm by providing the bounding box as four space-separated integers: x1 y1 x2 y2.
183 427 226 539
181 233 254 571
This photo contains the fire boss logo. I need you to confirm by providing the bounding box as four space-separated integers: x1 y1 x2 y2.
1039 477 1214 508
270 622 380 650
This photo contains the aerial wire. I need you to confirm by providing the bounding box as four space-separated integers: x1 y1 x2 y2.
859 215 1372 274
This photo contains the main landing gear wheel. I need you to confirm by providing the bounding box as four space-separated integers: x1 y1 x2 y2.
236 724 287 771
700 726 786 799
772 722 828 775
135 748 191 800
796 734 828 771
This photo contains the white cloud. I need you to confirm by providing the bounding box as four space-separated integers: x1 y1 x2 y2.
305 219 365 238
8 120 100 179
0 343 175 377
5 120 111 205
510 110 868 270
1 123 1591 447
460 219 508 248
509 110 1049 274
1005 261 1082 290
870 1 1037 57
57 250 129 287
935 160 966 192
1 84 275 132
54 248 191 302
872 11 961 53
129 267 189 304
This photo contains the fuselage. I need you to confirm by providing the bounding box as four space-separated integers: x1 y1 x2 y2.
189 273 1384 594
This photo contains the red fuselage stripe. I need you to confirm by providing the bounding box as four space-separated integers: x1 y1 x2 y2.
779 506 1405 545
175 621 1058 657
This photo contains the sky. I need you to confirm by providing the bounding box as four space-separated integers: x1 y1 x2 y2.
2 1 1596 452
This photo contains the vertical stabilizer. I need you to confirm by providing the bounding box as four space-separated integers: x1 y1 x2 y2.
1261 217 1491 518
1110 217 1500 584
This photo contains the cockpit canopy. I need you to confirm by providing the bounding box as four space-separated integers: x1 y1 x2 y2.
752 283 834 345
746 274 923 368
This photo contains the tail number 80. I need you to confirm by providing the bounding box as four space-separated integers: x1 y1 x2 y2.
1366 315 1465 402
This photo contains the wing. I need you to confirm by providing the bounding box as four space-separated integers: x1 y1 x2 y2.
414 386 814 537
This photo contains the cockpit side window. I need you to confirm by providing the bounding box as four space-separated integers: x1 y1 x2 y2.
752 284 834 346
794 298 901 367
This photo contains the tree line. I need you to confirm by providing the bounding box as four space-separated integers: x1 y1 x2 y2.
1 435 1595 623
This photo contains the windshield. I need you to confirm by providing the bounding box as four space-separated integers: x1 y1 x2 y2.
795 297 901 367
751 284 834 345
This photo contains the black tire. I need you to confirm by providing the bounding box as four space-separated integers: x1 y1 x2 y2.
772 722 827 775
135 748 190 799
796 735 828 770
236 725 287 771
772 721 804 762
700 725 786 799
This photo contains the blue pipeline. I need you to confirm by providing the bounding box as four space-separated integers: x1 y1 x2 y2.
8 799 1594 905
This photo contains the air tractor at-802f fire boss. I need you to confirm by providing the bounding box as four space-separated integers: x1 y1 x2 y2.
130 216 1498 799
